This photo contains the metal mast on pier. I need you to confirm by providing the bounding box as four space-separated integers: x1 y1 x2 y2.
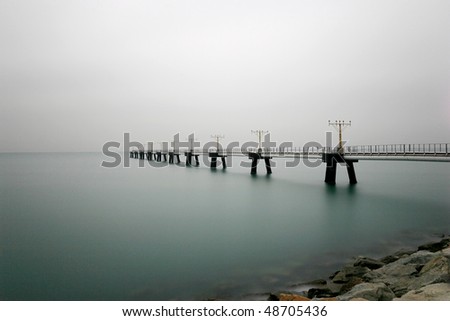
328 120 351 153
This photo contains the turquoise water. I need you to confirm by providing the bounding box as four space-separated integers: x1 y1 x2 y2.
1 153 449 300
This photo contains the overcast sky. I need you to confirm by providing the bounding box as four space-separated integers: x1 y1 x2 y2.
1 0 449 152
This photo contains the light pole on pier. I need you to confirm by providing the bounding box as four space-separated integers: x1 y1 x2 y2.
211 134 225 152
328 120 351 154
251 130 269 151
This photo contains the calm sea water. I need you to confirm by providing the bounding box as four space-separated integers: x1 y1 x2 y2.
1 152 449 300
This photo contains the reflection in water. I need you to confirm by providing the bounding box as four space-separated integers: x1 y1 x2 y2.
324 183 357 198
250 173 272 181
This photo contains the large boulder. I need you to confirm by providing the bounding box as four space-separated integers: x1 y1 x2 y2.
337 282 395 301
394 250 439 266
363 251 440 296
395 283 450 301
407 255 450 291
353 257 385 270
363 263 417 296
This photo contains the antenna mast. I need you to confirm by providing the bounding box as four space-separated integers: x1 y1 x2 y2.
328 120 351 153
211 134 225 151
251 130 269 151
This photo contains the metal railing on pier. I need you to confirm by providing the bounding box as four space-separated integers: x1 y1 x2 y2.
343 143 449 156
130 143 449 159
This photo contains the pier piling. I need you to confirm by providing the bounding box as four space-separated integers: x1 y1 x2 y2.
210 152 217 168
185 152 192 166
249 152 272 175
323 153 357 185
209 152 227 169
221 156 227 168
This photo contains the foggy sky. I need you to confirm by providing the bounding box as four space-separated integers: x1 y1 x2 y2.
1 0 449 152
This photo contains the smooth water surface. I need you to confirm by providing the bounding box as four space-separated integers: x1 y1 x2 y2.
1 153 449 300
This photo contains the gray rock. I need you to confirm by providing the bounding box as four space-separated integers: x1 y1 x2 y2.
363 250 450 297
364 265 416 296
418 238 450 253
380 249 415 264
332 266 371 283
364 263 417 282
339 277 364 295
394 250 439 266
441 246 450 258
354 257 385 270
407 255 450 291
338 282 395 301
363 251 441 297
395 283 450 301
420 255 450 275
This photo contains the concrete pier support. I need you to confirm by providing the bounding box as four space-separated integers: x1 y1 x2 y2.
249 152 272 175
346 161 357 184
251 156 258 175
221 157 227 169
209 152 227 169
264 157 272 174
209 152 218 168
185 152 192 166
323 153 358 185
324 156 337 184
167 152 180 164
184 152 199 166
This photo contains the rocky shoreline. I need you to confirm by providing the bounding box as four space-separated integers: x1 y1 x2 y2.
269 236 450 301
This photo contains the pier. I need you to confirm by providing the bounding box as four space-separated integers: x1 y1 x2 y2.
130 142 449 184
128 124 449 184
